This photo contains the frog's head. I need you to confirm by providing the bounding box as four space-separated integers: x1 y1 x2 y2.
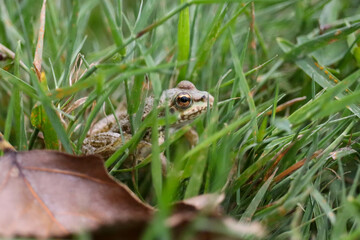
160 80 214 128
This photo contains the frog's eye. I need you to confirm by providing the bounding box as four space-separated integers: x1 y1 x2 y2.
175 92 192 109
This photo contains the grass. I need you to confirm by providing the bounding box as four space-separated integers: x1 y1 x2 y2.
1 0 360 239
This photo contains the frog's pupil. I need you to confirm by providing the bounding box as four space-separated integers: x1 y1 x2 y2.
180 96 189 102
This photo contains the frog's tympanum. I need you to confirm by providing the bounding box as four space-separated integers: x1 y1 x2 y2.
82 80 214 164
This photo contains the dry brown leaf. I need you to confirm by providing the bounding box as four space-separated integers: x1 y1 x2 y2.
175 193 225 212
0 150 265 239
167 194 223 232
169 194 266 239
0 150 153 238
169 193 225 224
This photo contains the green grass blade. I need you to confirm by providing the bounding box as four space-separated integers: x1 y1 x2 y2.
60 0 79 86
230 30 258 139
0 69 37 99
177 0 190 80
285 22 360 59
310 187 336 225
29 70 73 153
240 170 276 222
3 91 14 141
151 101 163 202
13 41 25 149
103 0 125 52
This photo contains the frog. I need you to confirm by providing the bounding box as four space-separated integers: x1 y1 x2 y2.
82 80 214 165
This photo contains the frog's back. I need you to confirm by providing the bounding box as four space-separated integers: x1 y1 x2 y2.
88 112 130 135
87 96 155 135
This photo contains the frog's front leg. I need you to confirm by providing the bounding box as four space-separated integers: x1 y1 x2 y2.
184 128 199 148
134 137 167 174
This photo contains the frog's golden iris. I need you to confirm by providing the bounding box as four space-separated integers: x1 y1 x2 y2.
175 92 192 109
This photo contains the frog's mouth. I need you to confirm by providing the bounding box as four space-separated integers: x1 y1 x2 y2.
172 97 214 128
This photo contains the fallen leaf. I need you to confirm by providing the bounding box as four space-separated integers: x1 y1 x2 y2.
0 150 153 238
0 150 265 239
91 193 266 240
169 194 266 239
171 193 225 216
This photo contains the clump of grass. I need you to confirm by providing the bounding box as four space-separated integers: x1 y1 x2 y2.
1 0 360 239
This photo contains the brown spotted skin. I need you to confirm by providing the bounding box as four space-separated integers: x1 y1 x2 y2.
82 81 214 161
